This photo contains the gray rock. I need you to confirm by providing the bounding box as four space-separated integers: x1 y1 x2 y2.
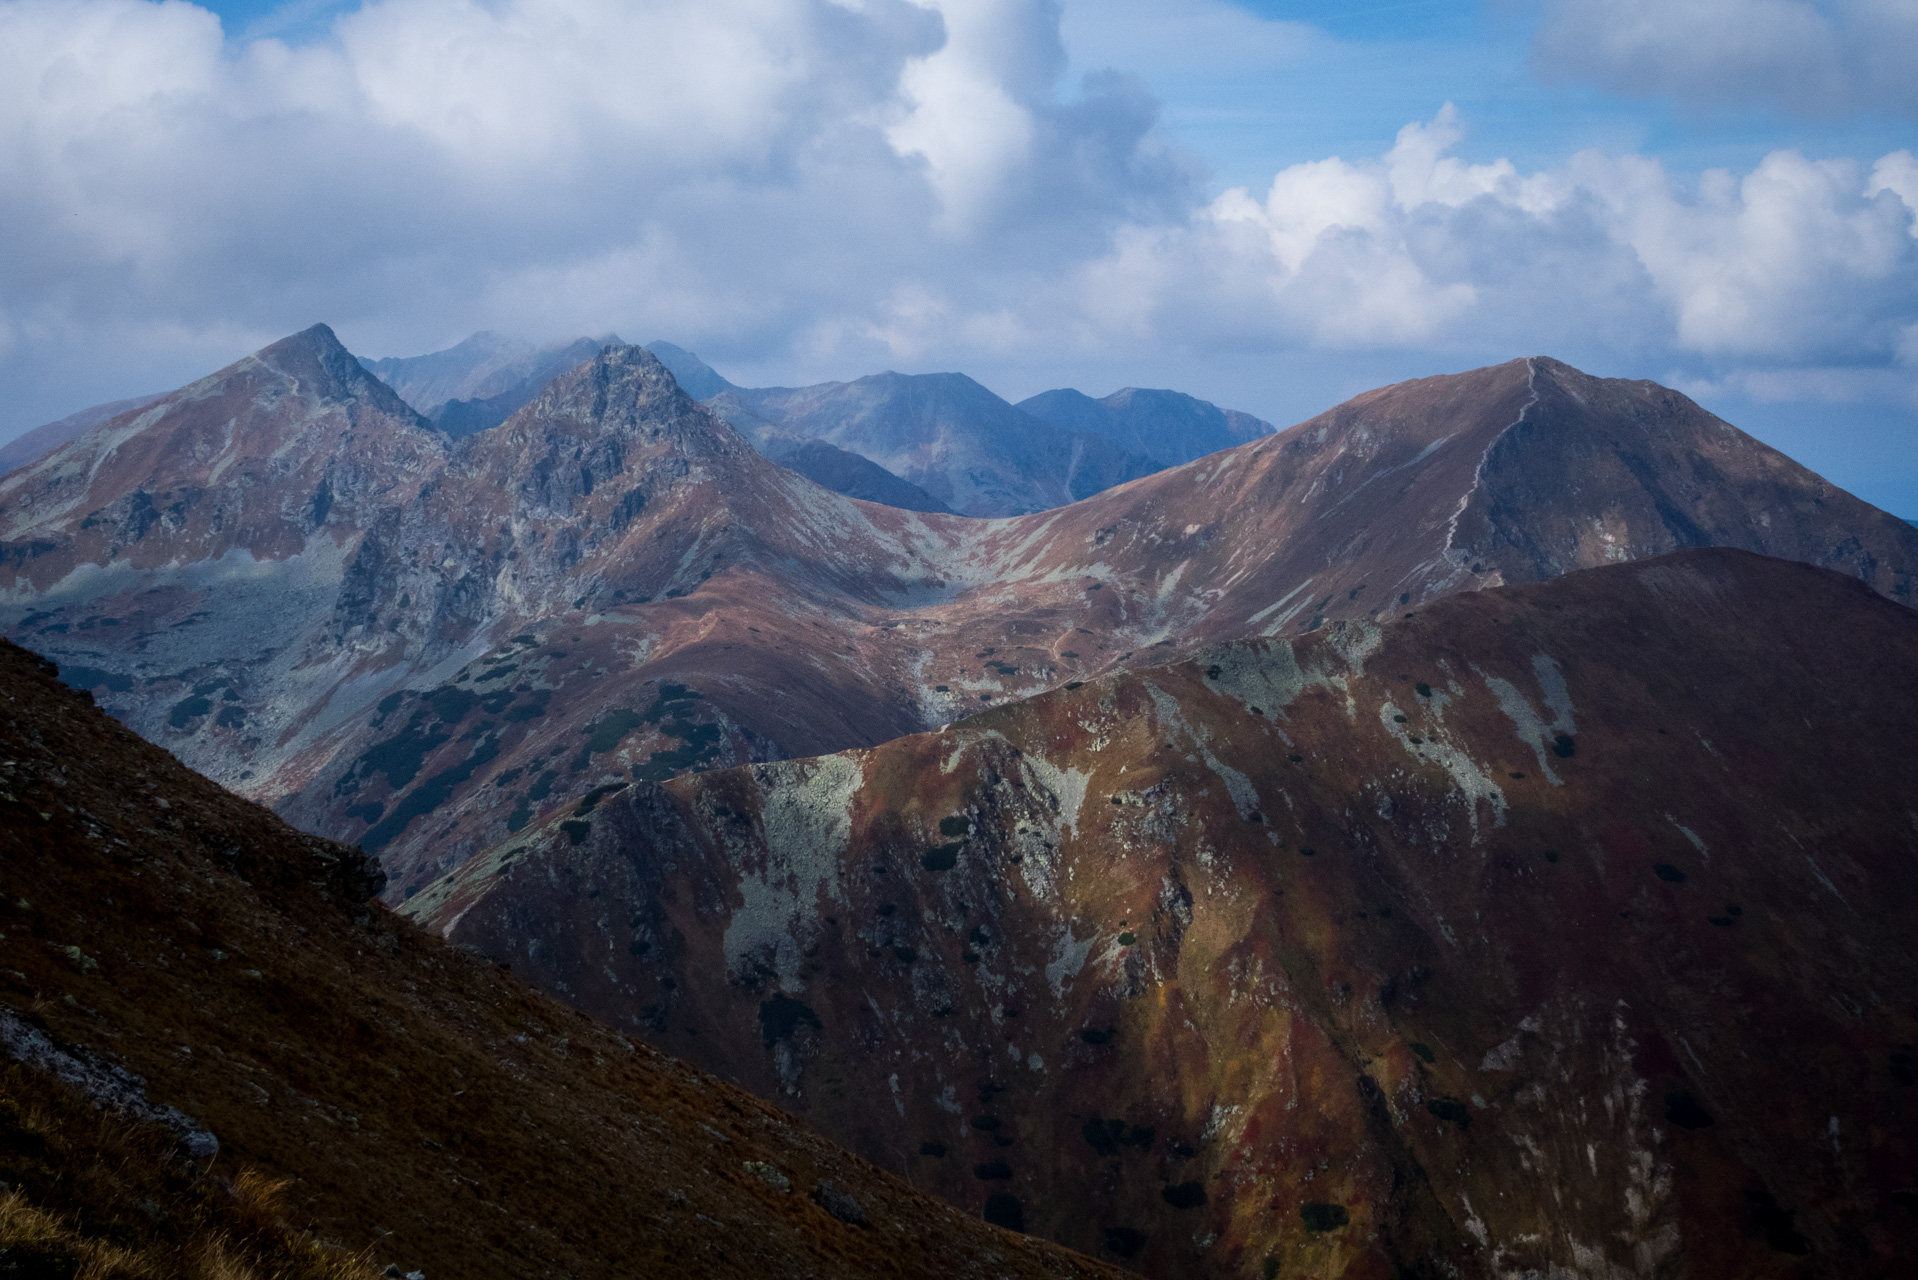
810 1178 868 1227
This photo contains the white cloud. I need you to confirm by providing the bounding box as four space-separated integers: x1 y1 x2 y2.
887 0 1050 229
1051 107 1918 369
0 0 1913 449
1534 0 1918 117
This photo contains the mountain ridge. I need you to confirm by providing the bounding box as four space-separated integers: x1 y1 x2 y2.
0 392 169 477
3 334 1913 911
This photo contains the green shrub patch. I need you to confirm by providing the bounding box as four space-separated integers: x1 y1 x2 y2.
1161 1182 1206 1209
1300 1202 1349 1232
758 994 821 1048
1664 1091 1713 1129
982 1193 1024 1231
361 734 500 852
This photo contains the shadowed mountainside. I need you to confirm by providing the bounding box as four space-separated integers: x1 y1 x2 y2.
411 550 1918 1278
429 336 612 438
766 438 952 513
0 637 1124 1280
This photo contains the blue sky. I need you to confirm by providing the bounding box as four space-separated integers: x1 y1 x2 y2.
1088 2 1916 185
2 0 1915 511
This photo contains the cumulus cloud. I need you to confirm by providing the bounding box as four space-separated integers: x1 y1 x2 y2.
1032 106 1918 379
0 0 1913 445
1534 0 1918 117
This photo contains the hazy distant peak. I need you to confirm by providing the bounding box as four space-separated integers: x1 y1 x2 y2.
643 341 738 401
364 331 619 418
1017 383 1275 467
1011 387 1106 434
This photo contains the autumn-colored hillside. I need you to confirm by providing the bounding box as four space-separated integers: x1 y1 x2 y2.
418 550 1918 1277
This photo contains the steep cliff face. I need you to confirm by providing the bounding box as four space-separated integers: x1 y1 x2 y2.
412 550 1918 1279
0 638 1125 1280
4 338 1914 908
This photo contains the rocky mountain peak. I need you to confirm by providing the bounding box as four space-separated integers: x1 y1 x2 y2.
249 323 426 424
0 324 444 575
497 343 736 450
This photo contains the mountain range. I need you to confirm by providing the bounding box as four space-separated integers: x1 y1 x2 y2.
7 326 1911 899
4 323 1917 1276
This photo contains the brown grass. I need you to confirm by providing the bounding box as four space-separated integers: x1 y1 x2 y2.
0 1062 379 1280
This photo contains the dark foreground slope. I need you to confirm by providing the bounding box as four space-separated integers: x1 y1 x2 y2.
0 640 1122 1280
415 550 1918 1278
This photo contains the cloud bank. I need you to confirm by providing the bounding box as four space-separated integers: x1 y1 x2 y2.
0 0 1914 447
1080 108 1918 373
1535 0 1918 118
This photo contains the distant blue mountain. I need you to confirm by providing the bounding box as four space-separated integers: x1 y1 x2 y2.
1017 386 1275 467
644 341 738 400
362 332 619 438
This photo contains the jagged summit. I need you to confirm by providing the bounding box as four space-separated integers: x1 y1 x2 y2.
250 323 425 419
0 323 442 568
488 341 745 454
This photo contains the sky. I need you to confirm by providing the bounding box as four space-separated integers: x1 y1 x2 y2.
2 0 1915 513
